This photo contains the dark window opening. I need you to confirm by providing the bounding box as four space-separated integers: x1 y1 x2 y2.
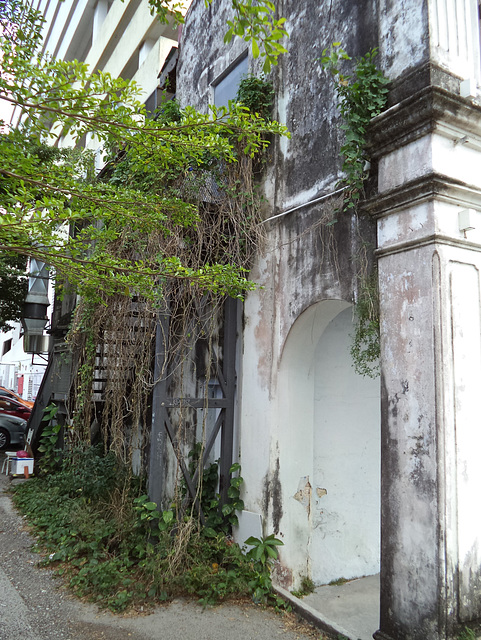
213 54 248 109
2 339 12 356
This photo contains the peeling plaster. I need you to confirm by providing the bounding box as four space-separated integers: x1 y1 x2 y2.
293 476 312 517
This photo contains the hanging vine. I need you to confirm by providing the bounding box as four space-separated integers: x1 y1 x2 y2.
65 79 276 514
319 43 389 211
320 44 389 377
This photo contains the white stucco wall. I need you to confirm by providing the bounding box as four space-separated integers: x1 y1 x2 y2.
273 301 380 586
448 257 481 620
311 307 380 583
237 291 381 588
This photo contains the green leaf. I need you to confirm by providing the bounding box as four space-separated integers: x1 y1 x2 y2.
221 503 234 515
162 510 174 523
224 28 234 43
264 536 284 546
265 545 278 559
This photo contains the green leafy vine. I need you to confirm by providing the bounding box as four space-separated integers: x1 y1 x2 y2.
145 0 288 73
319 43 389 210
350 267 380 378
320 44 389 377
235 75 274 121
37 403 62 474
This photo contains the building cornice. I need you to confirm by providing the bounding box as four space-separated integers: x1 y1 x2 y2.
367 83 481 159
363 173 481 219
375 232 481 259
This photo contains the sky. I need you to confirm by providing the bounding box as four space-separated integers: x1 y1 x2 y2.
0 97 13 128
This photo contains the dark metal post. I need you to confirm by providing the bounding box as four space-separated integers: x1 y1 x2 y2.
219 297 238 506
148 311 170 509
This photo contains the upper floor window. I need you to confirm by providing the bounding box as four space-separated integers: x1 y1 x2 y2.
213 55 248 109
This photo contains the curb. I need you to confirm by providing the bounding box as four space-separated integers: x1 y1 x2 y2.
273 585 357 640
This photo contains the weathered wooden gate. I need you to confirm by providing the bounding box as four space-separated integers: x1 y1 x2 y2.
148 297 238 521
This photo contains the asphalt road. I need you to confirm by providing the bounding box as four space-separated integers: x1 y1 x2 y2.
0 454 322 640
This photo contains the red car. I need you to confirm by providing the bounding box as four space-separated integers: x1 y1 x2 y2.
0 386 34 409
0 397 32 421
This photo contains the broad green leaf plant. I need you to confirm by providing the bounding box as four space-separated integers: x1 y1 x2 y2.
319 43 389 210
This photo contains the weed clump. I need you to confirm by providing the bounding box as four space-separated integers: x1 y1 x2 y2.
12 446 282 612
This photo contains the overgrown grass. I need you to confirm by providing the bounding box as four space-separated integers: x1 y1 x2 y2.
12 446 281 612
291 575 315 598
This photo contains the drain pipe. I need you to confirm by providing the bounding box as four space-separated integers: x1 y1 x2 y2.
261 186 347 224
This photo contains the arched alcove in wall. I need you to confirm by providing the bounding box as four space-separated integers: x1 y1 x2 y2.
276 299 380 586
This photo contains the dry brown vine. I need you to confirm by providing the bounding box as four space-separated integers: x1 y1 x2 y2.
65 139 264 513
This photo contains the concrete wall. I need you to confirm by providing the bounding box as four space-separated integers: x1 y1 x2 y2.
312 306 380 582
178 0 381 590
179 0 481 636
273 302 380 585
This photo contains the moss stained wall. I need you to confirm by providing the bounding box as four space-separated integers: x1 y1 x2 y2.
176 0 382 591
177 0 379 342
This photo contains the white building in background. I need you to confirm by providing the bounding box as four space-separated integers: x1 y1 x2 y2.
0 256 53 401
32 0 181 126
0 324 46 400
36 0 179 84
27 0 180 170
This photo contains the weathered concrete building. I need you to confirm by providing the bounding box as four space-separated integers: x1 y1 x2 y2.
176 1 481 639
178 0 382 588
31 0 481 638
